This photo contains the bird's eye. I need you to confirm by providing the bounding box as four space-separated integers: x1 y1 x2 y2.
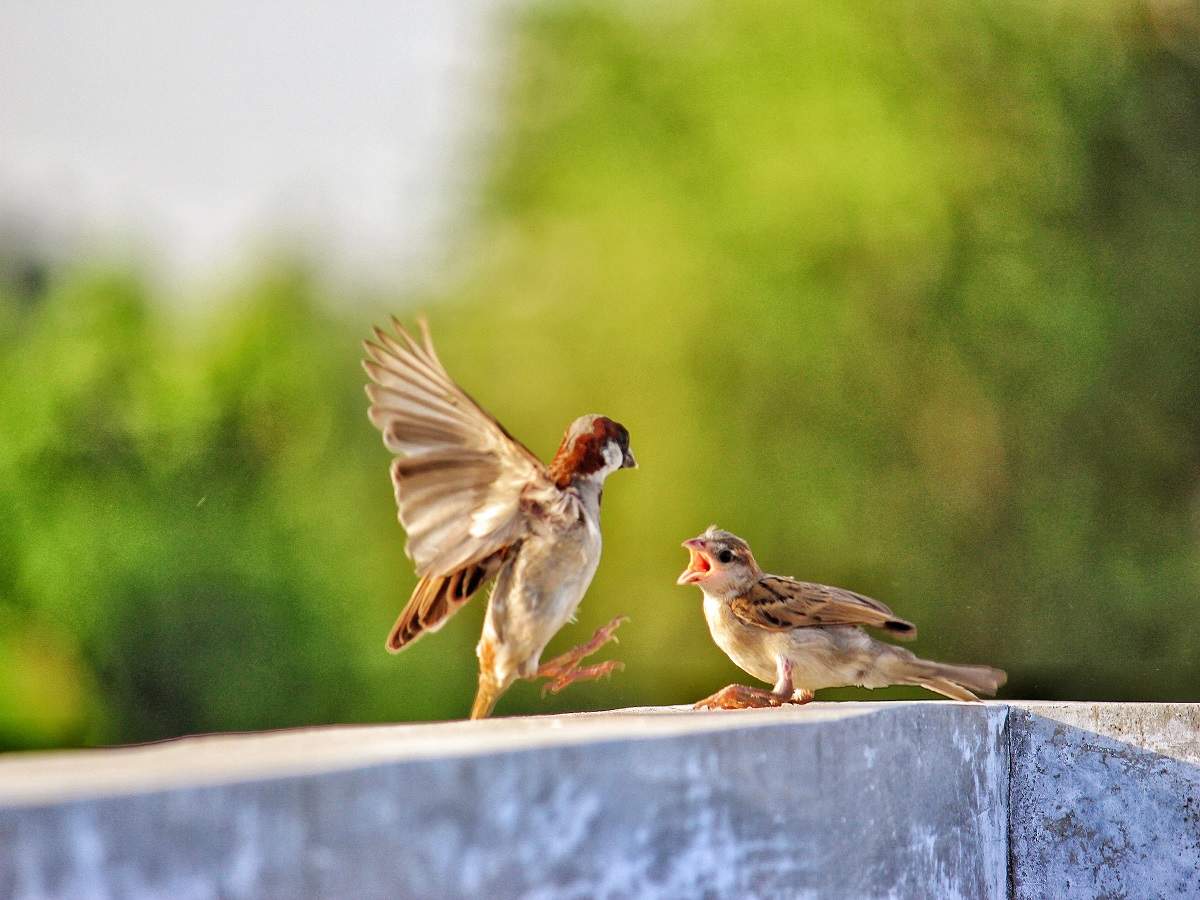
717 549 735 564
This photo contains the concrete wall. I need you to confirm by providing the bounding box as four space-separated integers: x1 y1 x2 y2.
1008 703 1200 899
0 702 1195 899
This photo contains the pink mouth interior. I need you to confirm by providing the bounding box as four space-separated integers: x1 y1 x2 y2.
687 547 712 577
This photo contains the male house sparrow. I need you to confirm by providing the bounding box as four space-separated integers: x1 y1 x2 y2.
677 526 1005 709
363 319 636 719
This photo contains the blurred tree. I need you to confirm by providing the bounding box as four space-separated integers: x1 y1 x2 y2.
0 269 438 747
433 0 1200 707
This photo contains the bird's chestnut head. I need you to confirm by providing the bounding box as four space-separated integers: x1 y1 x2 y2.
677 525 760 597
548 414 636 488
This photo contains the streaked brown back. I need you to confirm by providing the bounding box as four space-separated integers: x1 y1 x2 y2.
728 574 918 639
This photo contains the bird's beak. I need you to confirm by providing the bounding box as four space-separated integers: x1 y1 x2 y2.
677 538 711 585
621 448 638 469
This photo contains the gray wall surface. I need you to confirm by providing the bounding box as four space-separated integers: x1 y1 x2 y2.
1008 703 1200 900
0 702 1195 899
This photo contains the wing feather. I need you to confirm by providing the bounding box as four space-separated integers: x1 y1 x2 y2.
364 319 556 579
729 575 918 639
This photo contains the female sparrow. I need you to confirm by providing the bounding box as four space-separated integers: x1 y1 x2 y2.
677 526 1006 709
364 319 636 719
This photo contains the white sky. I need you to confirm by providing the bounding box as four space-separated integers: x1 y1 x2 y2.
0 1 503 296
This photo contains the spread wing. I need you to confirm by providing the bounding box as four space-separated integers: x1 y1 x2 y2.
729 575 918 640
363 318 558 579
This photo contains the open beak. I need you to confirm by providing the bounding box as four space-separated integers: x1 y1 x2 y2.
676 538 712 585
621 448 638 469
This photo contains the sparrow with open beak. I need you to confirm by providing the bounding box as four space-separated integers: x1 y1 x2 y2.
364 319 637 719
678 526 1006 709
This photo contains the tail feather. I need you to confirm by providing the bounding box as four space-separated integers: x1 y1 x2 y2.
922 677 984 702
903 658 1007 703
386 553 505 653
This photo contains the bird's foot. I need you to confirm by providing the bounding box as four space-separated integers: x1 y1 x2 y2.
540 660 625 697
693 683 809 710
534 615 629 697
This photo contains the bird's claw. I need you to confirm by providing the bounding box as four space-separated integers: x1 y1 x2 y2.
533 615 629 697
540 660 625 697
693 683 809 711
536 615 629 677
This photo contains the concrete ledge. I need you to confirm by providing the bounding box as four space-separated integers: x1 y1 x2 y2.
0 702 1196 898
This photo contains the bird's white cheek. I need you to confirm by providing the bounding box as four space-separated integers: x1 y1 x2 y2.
704 569 742 597
577 441 626 486
600 441 624 475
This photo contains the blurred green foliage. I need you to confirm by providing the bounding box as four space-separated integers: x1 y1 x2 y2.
2 1 1199 749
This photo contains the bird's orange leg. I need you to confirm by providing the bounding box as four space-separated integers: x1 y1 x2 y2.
534 615 629 697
